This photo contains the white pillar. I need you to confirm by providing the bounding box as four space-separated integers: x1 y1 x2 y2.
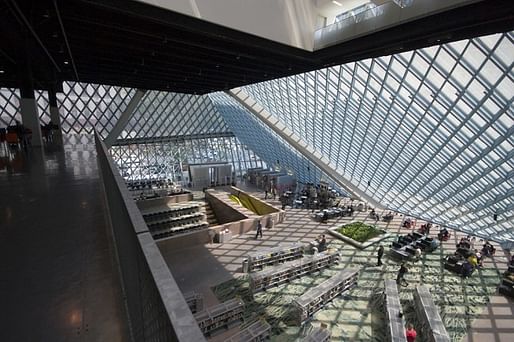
104 89 146 147
20 96 43 147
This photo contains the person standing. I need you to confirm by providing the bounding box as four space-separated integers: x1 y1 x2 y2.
406 323 417 342
255 220 263 239
377 245 384 266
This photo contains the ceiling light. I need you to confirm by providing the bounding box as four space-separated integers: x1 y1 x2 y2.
0 70 4 74
332 1 343 6
64 61 69 65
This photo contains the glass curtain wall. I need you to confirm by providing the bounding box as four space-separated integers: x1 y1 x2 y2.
110 136 266 184
242 31 514 240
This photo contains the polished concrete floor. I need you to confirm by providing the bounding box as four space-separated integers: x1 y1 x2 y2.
0 136 129 342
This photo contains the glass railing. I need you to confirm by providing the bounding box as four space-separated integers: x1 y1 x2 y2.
314 0 477 50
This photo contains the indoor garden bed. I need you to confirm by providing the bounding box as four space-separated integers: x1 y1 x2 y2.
328 221 388 249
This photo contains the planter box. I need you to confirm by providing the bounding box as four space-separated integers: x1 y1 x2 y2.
327 222 390 249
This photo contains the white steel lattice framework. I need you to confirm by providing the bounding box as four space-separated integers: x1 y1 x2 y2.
210 91 347 193
239 31 514 241
120 91 230 140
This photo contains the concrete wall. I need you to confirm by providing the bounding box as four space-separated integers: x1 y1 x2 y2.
206 190 247 224
157 188 286 253
95 133 205 342
136 192 194 211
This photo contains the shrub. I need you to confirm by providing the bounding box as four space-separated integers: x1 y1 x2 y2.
337 222 383 243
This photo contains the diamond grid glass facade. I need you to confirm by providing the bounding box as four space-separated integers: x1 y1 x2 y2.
0 88 50 127
57 82 136 138
120 91 230 140
110 136 266 183
1 31 512 241
242 31 514 240
210 91 348 194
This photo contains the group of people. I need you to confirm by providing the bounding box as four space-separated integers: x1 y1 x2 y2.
452 236 497 277
418 222 433 235
264 179 277 200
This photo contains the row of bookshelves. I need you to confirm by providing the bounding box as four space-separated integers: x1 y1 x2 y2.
225 319 271 342
183 291 204 314
300 327 331 342
245 242 305 272
151 222 209 240
383 280 407 342
293 268 359 324
142 204 200 221
147 212 204 228
413 286 451 342
250 253 341 293
194 298 245 336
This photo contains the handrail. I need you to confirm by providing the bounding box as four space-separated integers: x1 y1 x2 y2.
314 0 478 50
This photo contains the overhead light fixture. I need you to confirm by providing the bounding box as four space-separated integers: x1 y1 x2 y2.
332 1 343 6
0 69 4 74
64 61 69 65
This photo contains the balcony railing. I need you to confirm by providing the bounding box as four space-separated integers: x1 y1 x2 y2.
314 0 478 50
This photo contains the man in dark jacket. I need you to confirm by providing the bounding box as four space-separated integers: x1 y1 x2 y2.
255 220 263 239
377 245 384 266
397 263 408 285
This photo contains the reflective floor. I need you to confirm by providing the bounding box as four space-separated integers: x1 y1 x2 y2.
0 135 129 342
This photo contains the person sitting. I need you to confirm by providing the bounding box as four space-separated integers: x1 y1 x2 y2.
476 251 484 267
468 254 478 268
438 227 450 241
317 234 327 252
322 210 329 223
430 239 440 251
414 248 422 261
482 243 494 257
462 261 473 277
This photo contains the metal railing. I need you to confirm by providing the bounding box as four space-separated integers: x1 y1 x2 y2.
314 0 478 50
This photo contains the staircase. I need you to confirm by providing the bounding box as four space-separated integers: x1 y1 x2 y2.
199 202 218 226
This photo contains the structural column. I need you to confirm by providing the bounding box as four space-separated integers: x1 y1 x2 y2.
48 87 62 135
104 89 146 147
19 43 43 147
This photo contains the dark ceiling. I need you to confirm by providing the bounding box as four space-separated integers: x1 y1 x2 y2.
0 0 513 94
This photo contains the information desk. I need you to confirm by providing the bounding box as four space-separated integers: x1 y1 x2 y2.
245 242 305 273
293 268 359 324
413 286 450 342
383 280 407 342
225 319 271 342
250 253 340 293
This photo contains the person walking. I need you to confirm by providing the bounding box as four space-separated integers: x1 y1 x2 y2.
405 323 417 342
255 220 263 239
377 245 384 266
397 263 408 286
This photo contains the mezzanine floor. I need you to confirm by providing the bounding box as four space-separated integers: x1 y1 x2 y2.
0 136 128 342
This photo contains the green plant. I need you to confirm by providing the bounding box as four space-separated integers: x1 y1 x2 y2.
337 222 383 243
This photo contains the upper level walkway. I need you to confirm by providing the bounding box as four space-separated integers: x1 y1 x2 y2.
0 135 129 342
